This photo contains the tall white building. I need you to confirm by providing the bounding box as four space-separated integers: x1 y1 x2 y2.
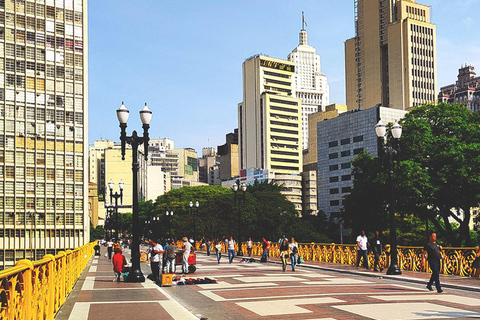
0 0 89 269
288 26 329 150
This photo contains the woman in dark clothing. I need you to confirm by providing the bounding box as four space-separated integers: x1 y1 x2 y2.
279 239 290 272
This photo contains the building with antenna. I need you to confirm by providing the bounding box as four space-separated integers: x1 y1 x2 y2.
288 12 329 150
345 0 437 111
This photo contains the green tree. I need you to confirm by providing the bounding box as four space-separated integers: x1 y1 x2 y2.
343 103 480 246
90 224 105 242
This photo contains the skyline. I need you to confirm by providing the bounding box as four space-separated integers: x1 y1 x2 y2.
88 0 480 154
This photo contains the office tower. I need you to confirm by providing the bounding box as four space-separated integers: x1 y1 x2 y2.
439 65 480 112
0 0 88 269
217 129 239 181
239 55 303 210
345 0 437 111
317 106 406 217
288 25 329 150
198 147 220 185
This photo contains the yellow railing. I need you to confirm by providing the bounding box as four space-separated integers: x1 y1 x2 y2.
197 241 479 277
0 241 97 320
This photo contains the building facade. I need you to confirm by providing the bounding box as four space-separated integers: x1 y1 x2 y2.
317 106 406 217
198 147 220 185
288 28 329 150
145 165 170 201
0 0 89 269
217 129 239 182
345 0 437 111
439 65 480 112
238 55 303 210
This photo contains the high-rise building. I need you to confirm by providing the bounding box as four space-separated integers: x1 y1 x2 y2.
345 0 437 111
217 129 239 182
239 55 303 210
439 64 480 112
0 0 88 269
288 25 329 150
198 147 220 185
317 106 406 217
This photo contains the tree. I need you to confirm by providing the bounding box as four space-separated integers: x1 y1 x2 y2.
90 224 105 242
343 103 480 246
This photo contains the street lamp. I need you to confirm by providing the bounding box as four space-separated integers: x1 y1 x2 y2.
152 216 160 240
116 101 152 283
108 179 124 239
375 119 402 275
232 182 247 256
165 211 174 238
189 201 199 245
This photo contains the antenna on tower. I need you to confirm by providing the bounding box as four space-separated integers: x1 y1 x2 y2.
302 11 307 30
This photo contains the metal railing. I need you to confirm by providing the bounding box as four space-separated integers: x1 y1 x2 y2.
0 241 97 320
198 241 479 277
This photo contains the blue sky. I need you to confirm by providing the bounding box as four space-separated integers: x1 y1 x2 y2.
88 0 480 154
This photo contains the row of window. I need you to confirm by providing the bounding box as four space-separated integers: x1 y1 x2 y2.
0 198 84 211
263 70 290 79
0 152 82 165
410 23 433 36
329 162 351 171
328 135 363 148
0 229 83 239
329 186 351 194
329 175 352 182
411 57 434 69
3 1 83 21
0 92 83 109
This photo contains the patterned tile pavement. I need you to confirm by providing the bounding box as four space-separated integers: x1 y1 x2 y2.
58 246 480 320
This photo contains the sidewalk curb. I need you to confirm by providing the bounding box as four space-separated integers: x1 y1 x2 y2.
197 251 480 293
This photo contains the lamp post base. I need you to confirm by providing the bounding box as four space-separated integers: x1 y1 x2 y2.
126 268 145 282
386 263 402 275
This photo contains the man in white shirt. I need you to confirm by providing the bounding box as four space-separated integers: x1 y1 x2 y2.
182 237 192 274
149 239 164 283
356 230 369 269
227 236 235 263
106 239 114 261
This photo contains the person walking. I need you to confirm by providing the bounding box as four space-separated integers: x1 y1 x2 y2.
224 237 229 253
247 237 253 257
372 231 384 272
289 237 299 271
422 232 443 293
215 238 222 264
356 230 369 269
206 238 211 256
228 236 236 263
261 237 270 261
149 239 164 283
279 239 290 272
165 240 177 273
107 239 114 261
112 248 127 282
182 237 192 274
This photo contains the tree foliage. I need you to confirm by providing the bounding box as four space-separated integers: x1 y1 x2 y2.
135 182 331 243
343 103 480 246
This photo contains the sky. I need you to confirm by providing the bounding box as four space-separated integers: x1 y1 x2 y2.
88 0 480 154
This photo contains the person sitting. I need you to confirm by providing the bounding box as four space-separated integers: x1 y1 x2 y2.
112 248 127 282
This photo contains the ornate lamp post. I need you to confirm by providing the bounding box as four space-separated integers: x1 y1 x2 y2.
189 201 199 244
232 182 247 256
165 211 174 238
375 119 402 275
116 101 152 283
108 179 124 239
152 216 160 240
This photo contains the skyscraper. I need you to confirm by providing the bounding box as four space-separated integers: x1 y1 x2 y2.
288 18 329 150
239 55 303 210
0 0 88 269
345 0 437 111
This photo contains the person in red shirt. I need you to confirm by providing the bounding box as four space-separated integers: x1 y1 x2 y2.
112 248 127 282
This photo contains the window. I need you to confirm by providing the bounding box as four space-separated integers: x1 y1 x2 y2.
329 176 339 183
353 135 364 142
330 200 340 206
329 153 338 159
341 174 352 181
328 141 338 148
353 148 364 155
341 162 351 169
342 187 352 193
341 150 351 157
329 164 338 171
341 138 350 145
330 188 339 195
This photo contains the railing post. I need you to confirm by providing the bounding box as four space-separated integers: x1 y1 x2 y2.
42 254 55 320
15 259 34 320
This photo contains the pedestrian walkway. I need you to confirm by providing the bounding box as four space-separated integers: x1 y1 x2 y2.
55 246 197 320
236 252 480 293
